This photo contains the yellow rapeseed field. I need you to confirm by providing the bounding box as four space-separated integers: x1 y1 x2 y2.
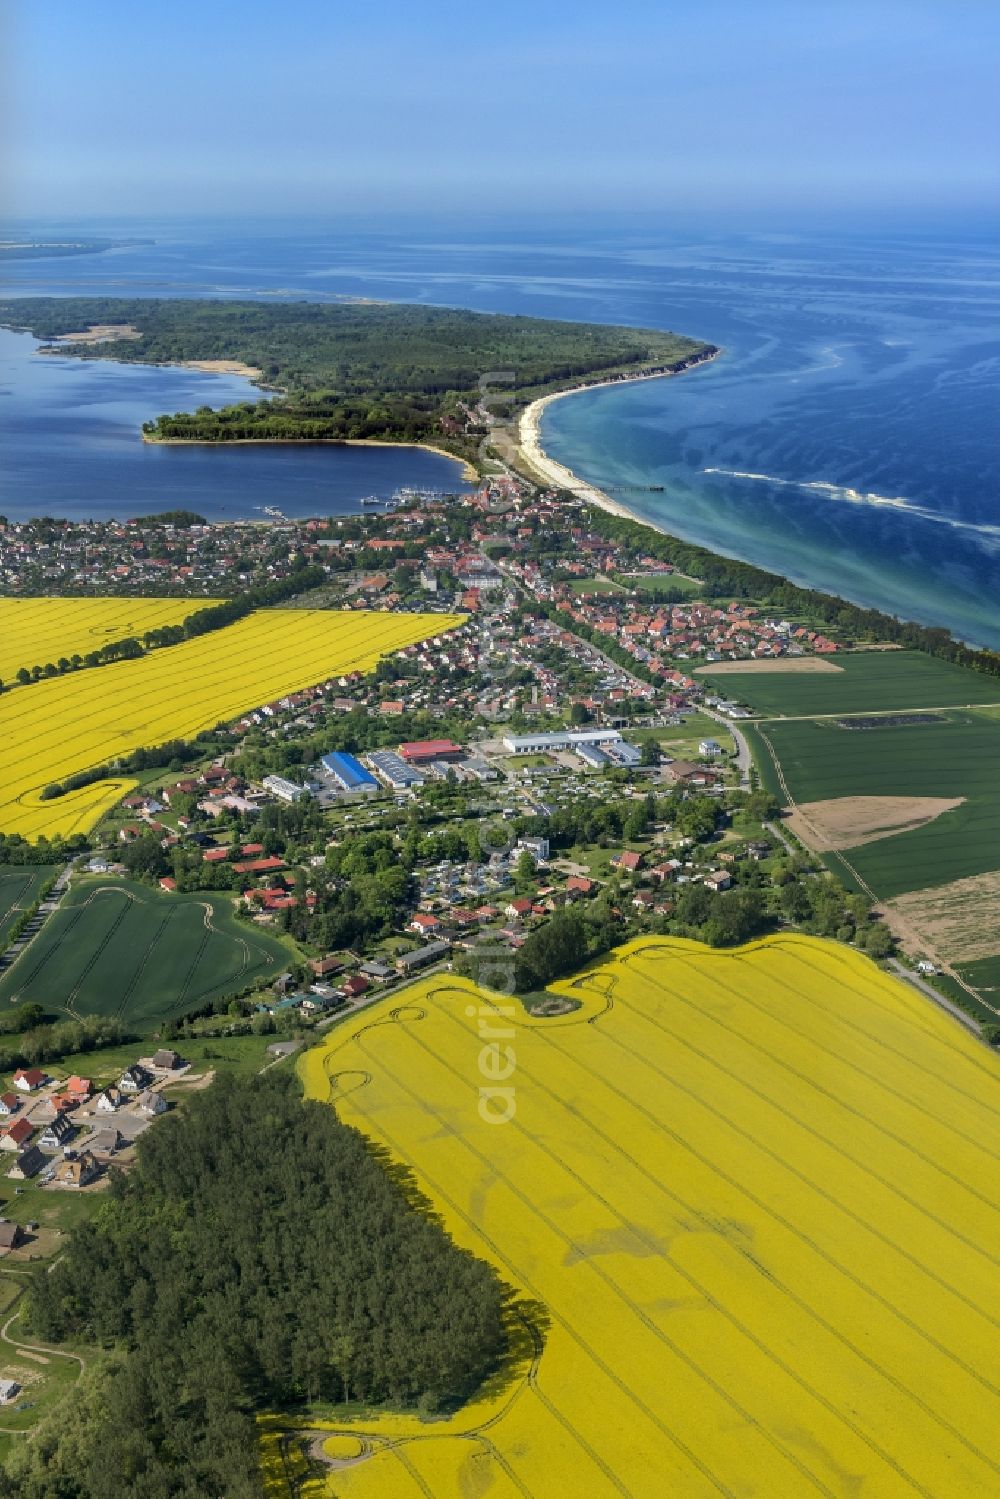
0 608 461 839
289 935 1000 1499
0 596 199 684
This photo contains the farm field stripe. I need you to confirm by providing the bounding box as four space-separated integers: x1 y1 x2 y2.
301 945 1000 1497
597 962 1000 1275
434 988 1000 1437
352 1016 851 1498
541 986 1000 1357
518 983 1000 1399
335 1032 738 1499
662 948 1000 1221
768 940 1000 1096
425 991 974 1490
720 944 1000 1146
0 608 462 839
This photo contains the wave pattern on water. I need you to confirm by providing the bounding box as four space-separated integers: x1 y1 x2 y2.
702 468 1000 550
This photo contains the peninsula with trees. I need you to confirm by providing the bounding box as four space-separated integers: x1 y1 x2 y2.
0 298 715 470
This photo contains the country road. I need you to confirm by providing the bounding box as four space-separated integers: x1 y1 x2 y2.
888 959 989 1033
703 707 752 787
0 860 75 980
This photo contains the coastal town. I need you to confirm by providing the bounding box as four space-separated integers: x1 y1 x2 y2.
0 468 889 1041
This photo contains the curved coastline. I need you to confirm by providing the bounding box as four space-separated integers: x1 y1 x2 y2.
141 433 478 482
517 352 719 530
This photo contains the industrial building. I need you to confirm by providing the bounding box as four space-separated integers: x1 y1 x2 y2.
502 729 623 755
321 751 378 794
576 742 609 768
262 774 308 803
367 750 425 791
398 738 465 765
604 740 643 768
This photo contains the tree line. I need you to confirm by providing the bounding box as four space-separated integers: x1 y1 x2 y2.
7 560 326 706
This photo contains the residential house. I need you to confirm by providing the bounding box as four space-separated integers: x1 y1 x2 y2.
12 1068 46 1094
94 1088 122 1113
409 912 441 936
341 975 370 1000
135 1089 168 1117
0 1220 24 1251
359 961 393 980
395 941 450 975
309 955 344 979
704 871 733 893
52 1150 101 1189
504 897 534 921
611 850 644 874
118 1065 153 1094
8 1145 46 1180
0 1118 34 1152
87 1128 124 1156
0 1094 19 1117
39 1115 76 1150
151 1049 182 1071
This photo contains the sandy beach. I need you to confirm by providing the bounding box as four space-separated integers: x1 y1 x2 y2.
181 358 263 378
517 353 719 530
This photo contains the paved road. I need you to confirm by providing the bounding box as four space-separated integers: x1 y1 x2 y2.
0 860 75 978
763 819 797 858
703 707 752 788
888 959 989 1032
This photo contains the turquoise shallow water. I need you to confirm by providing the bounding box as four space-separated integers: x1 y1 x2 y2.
1 218 997 643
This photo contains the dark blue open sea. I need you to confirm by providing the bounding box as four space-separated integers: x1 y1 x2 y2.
2 217 998 645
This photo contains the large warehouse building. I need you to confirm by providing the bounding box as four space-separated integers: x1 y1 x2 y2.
502 729 623 755
398 738 465 765
321 751 378 794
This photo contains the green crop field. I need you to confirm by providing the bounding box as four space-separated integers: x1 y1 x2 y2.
753 710 1000 899
0 877 292 1030
0 867 57 943
954 954 1000 1001
702 651 1000 718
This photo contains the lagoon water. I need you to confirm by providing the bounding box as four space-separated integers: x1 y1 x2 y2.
2 218 998 643
0 326 470 521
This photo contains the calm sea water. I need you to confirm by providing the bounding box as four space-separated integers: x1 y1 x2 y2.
2 218 998 644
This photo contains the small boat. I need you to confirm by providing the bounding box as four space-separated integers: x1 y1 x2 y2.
360 495 380 506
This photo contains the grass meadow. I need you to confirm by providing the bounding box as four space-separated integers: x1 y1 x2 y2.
0 877 291 1030
280 936 1000 1498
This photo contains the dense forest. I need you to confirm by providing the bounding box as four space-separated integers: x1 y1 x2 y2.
8 1073 507 1498
0 298 711 463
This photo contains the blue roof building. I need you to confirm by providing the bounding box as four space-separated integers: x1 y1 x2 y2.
321 751 378 792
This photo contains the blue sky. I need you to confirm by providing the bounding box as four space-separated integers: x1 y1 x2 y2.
4 0 998 219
